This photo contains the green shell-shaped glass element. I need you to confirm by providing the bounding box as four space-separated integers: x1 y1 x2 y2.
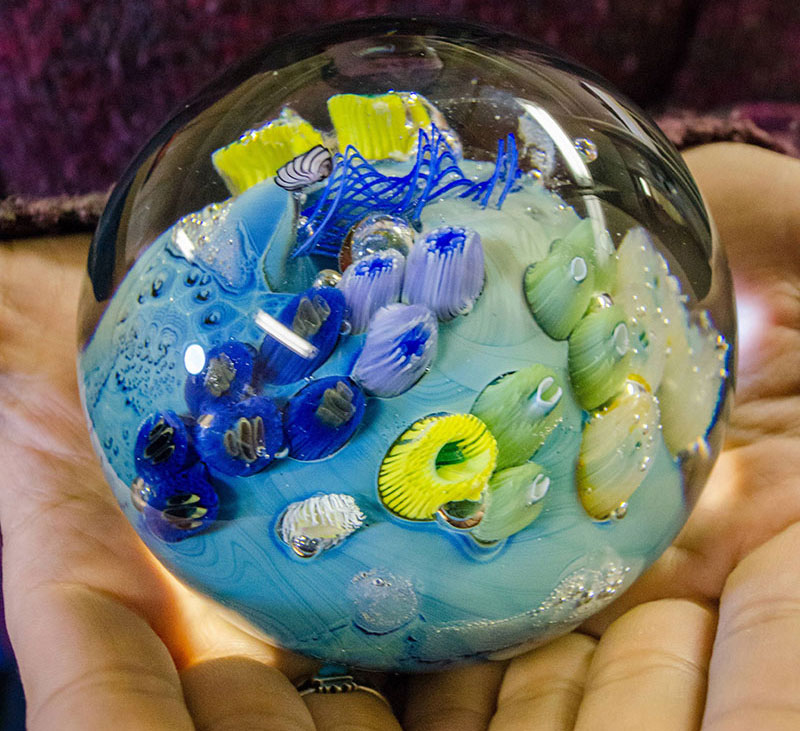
612 228 669 390
471 365 564 471
568 300 632 410
658 312 729 456
612 227 728 455
577 379 661 520
523 219 597 340
471 462 550 544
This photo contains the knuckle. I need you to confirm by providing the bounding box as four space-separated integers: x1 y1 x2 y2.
720 594 800 640
589 646 705 693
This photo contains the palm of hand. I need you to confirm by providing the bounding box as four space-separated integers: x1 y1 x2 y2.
1 144 798 731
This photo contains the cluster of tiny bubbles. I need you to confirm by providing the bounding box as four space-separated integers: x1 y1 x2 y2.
401 558 633 663
537 561 631 623
85 244 247 434
573 137 598 163
347 569 419 634
181 200 232 248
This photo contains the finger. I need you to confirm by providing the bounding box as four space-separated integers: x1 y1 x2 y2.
573 599 715 731
703 522 800 730
683 144 800 277
180 656 315 731
304 685 402 731
0 234 91 396
0 381 197 729
0 236 186 648
489 633 596 731
404 661 506 731
579 146 800 633
0 374 314 684
164 575 317 680
0 237 313 727
3 579 194 731
0 238 193 729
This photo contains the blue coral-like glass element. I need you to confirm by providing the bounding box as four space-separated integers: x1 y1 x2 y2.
285 376 367 461
184 340 256 415
402 226 485 321
339 249 405 333
293 125 520 258
134 410 195 486
194 396 285 476
352 303 438 397
259 286 346 385
136 463 220 543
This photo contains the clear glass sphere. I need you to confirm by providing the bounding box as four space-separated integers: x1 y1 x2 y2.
78 18 735 671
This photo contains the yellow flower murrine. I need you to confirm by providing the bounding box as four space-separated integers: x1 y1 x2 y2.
378 413 498 521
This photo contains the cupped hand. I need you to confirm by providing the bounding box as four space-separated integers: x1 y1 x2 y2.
402 144 800 731
1 143 799 731
0 234 402 730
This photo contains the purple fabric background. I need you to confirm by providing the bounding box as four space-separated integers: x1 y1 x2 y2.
4 0 799 198
672 0 800 108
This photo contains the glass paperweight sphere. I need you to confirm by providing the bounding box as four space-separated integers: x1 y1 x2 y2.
78 17 735 671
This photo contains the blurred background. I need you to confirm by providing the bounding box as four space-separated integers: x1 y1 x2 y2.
1 0 798 725
2 0 799 201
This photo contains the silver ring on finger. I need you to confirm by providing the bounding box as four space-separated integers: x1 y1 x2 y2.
297 674 391 708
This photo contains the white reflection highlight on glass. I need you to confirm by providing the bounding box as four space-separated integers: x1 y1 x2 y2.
581 82 658 155
517 100 613 266
516 100 592 187
583 195 614 264
639 175 684 225
184 343 206 375
173 228 197 261
254 309 319 359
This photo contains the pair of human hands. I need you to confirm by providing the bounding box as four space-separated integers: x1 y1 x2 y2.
1 143 799 730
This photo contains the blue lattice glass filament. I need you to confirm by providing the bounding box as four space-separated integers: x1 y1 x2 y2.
461 133 520 209
293 126 521 259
